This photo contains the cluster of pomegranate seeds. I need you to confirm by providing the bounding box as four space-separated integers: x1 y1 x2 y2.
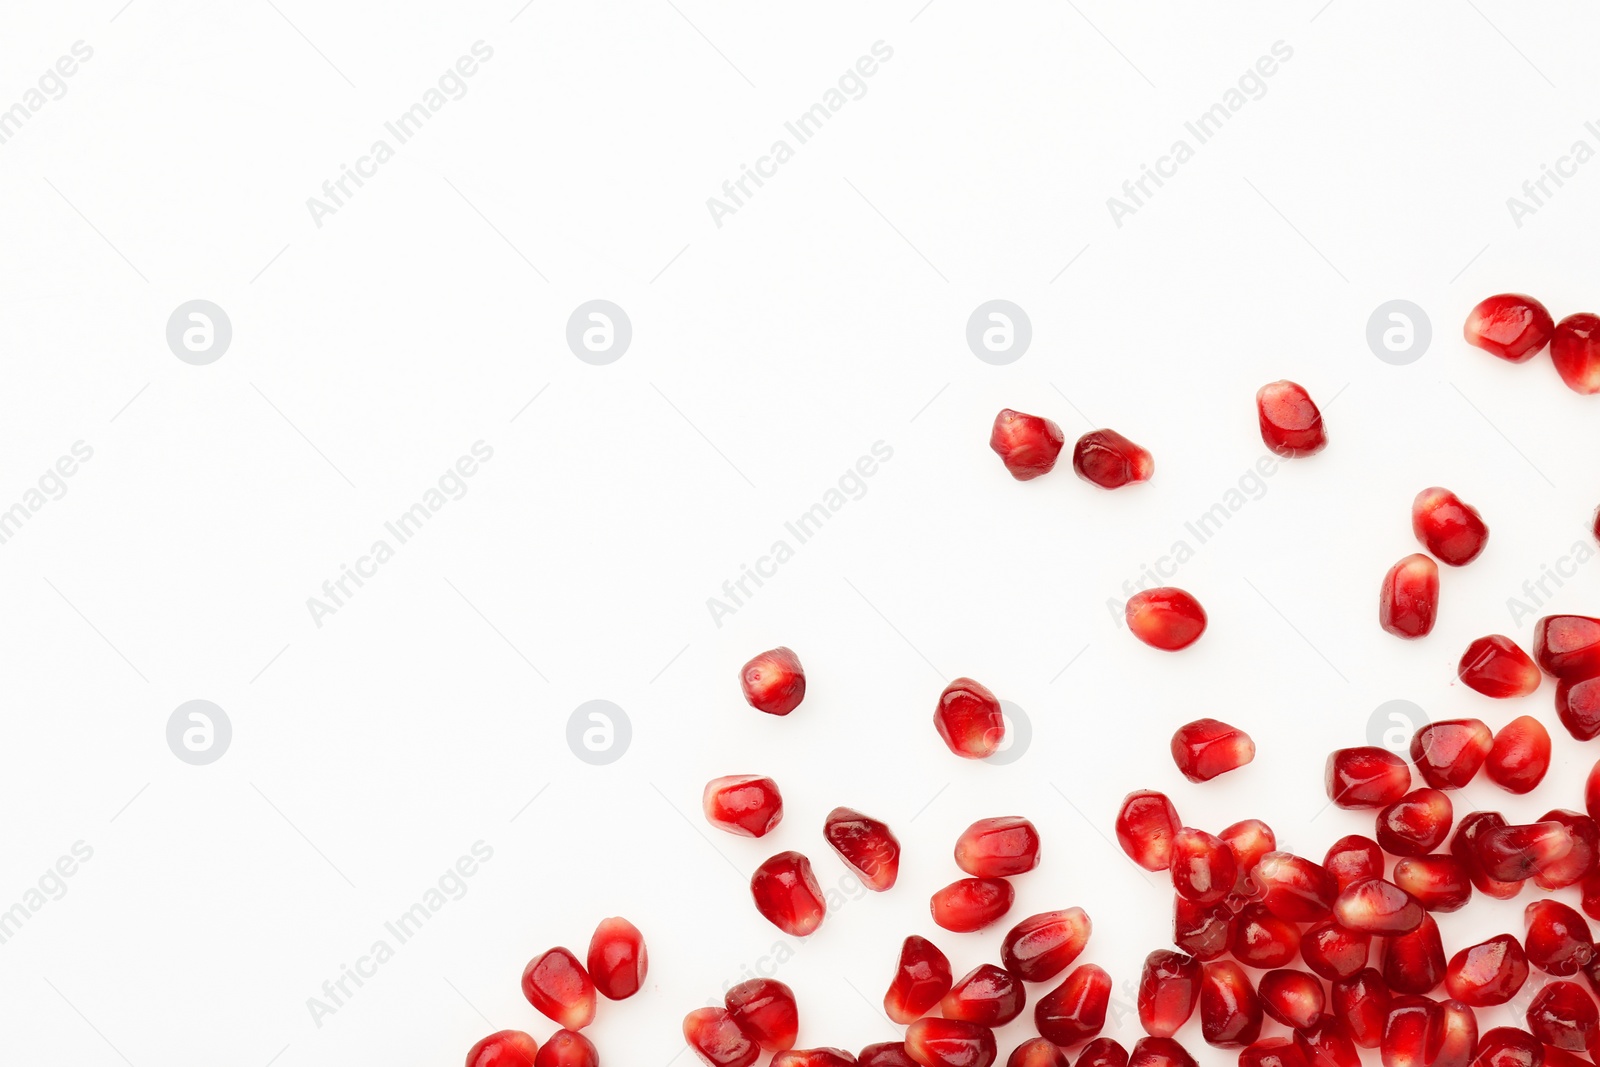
1126 588 1208 651
989 409 1066 480
1073 429 1155 489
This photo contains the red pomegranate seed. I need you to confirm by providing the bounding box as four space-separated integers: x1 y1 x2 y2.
1476 821 1573 882
1412 487 1489 566
726 978 799 1050
1534 810 1598 890
1170 719 1255 782
1527 980 1599 1050
740 647 805 715
1485 716 1552 794
1434 999 1478 1067
1535 615 1600 680
1326 747 1411 809
1130 1038 1198 1067
1036 964 1111 1047
1584 870 1600 922
1005 1039 1069 1067
941 965 1025 1027
1464 293 1555 362
1075 1039 1128 1067
1333 879 1424 935
1301 920 1372 980
1138 950 1202 1037
684 1008 760 1067
1254 852 1337 921
860 1044 917 1067
1072 429 1154 489
1526 900 1596 976
955 817 1041 878
930 877 1014 933
1256 380 1327 458
1472 1028 1542 1067
1375 789 1453 857
990 409 1065 481
587 917 647 1001
751 852 826 936
1232 903 1302 969
1459 636 1540 697
1001 908 1091 983
824 807 900 891
1545 1048 1592 1067
1294 1016 1361 1067
1557 677 1600 741
522 948 596 1030
1173 896 1234 961
903 1019 998 1067
1380 995 1442 1067
1259 970 1325 1029
1170 828 1237 905
1126 588 1207 651
534 1031 598 1067
468 1031 540 1067
771 1052 856 1067
1392 855 1472 912
1222 820 1277 875
1451 811 1524 898
1381 913 1446 995
1551 312 1600 394
1379 554 1439 638
1444 933 1528 1006
1330 968 1390 1048
934 678 1005 759
703 776 784 838
1117 791 1182 872
1240 1038 1311 1067
1200 961 1264 1048
1411 719 1493 789
885 937 953 1024
1324 836 1385 891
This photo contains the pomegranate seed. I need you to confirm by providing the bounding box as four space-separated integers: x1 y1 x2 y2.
1535 615 1600 680
1376 789 1453 857
1170 828 1237 904
1173 896 1234 961
1527 980 1599 1050
1254 852 1337 921
1526 900 1596 976
1452 811 1525 898
1325 836 1385 891
1004 1039 1069 1067
750 852 826 936
1544 1048 1592 1067
1445 933 1528 1005
468 1031 540 1067
1464 293 1555 362
1302 920 1372 980
903 1019 998 1067
522 949 596 1031
1295 1016 1361 1067
941 965 1025 1027
1533 810 1598 890
1256 380 1327 458
1392 855 1472 912
1076 1039 1129 1067
1557 677 1600 741
1380 995 1443 1067
1379 554 1439 639
1551 312 1600 394
934 677 1005 759
726 978 799 1050
1129 1038 1198 1067
955 817 1041 878
1413 487 1490 566
1201 961 1264 1048
1222 820 1277 875
1477 821 1573 882
990 409 1065 481
1072 429 1154 489
1583 870 1600 922
772 1052 856 1067
1435 999 1478 1067
885 937 953 1024
1001 908 1091 983
1170 719 1255 782
1485 715 1552 794
534 1031 598 1067
1331 968 1390 1048
587 917 647 1001
1381 913 1446 995
1459 636 1540 698
1126 588 1207 651
1411 719 1493 790
1117 791 1182 872
1326 747 1412 808
1240 1038 1312 1067
703 776 784 838
1473 1028 1543 1067
740 647 805 715
1138 950 1202 1037
1333 879 1425 935
1232 903 1302 969
860 1044 918 1067
930 877 1014 933
824 807 901 891
1259 969 1325 1029
684 1008 760 1067
1035 964 1112 1047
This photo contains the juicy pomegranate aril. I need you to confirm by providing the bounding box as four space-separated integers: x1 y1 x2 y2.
884 936 953 1025
1413 487 1489 566
1381 995 1444 1067
1459 636 1540 698
1035 964 1112 1047
1076 1039 1128 1067
1294 1016 1361 1067
1557 676 1600 741
1381 913 1446 995
1072 429 1154 489
1333 879 1424 935
1200 960 1264 1048
1222 819 1277 873
1001 908 1090 983
1256 380 1327 457
1169 828 1237 905
1434 999 1478 1067
1472 1028 1542 1067
685 1007 760 1067
704 775 784 838
1451 811 1524 899
955 817 1040 877
990 409 1065 481
1129 1038 1198 1067
1126 588 1207 651
824 807 900 891
522 948 597 1030
534 1031 598 1067
1376 789 1453 857
860 1044 918 1067
1525 899 1596 976
751 852 826 936
1232 902 1302 968
1445 933 1528 1006
1379 554 1439 638
1138 950 1202 1037
1258 969 1325 1030
1006 1039 1069 1067
1392 855 1472 912
1254 851 1337 921
740 646 806 715
1116 790 1181 872
1551 311 1600 394
1411 719 1492 790
726 978 799 1050
1475 821 1573 882
1326 747 1411 808
1301 919 1371 981
1463 293 1555 362
1324 835 1385 891
903 1019 997 1067
1330 968 1389 1049
930 877 1014 933
587 916 647 1000
1535 614 1600 680
934 677 1005 759
1525 979 1599 1050
1173 896 1234 961
1534 810 1598 890
468 1031 540 1067
1485 716 1552 794
1170 718 1254 782
940 964 1025 1027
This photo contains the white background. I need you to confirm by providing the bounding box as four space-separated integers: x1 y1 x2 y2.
1 1 1599 1064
